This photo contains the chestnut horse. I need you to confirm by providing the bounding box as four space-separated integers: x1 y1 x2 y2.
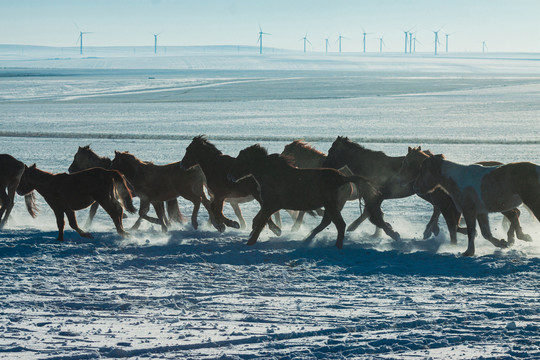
17 164 135 241
414 155 540 256
229 144 400 248
111 151 213 232
179 136 281 234
69 146 184 228
398 146 530 245
0 154 37 227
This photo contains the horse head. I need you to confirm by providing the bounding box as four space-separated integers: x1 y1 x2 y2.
180 135 222 169
69 145 111 173
111 151 137 175
17 164 38 196
323 136 359 169
397 146 432 187
413 154 446 195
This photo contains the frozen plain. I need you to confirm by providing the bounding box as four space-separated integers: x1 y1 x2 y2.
0 47 539 359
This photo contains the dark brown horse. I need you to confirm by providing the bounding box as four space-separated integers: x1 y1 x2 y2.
68 145 185 228
111 151 213 232
0 154 36 228
17 164 135 241
179 136 281 235
229 144 399 248
414 155 540 256
398 146 530 245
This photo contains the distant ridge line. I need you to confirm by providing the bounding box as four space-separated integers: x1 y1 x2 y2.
0 131 537 145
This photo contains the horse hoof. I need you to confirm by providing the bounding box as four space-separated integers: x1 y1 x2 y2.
499 240 508 248
522 234 533 242
462 250 474 257
230 221 240 229
216 224 226 233
335 242 343 249
246 239 257 246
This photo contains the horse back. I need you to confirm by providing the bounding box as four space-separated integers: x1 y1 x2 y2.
0 154 25 182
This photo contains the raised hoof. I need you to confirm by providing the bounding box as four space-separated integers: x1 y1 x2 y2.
521 234 533 242
270 228 282 237
229 221 241 229
497 239 509 248
390 232 401 241
432 225 440 236
216 223 226 233
346 224 358 232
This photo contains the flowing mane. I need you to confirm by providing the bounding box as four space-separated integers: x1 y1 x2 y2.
240 144 294 168
283 140 326 158
78 145 112 166
332 136 386 157
192 135 223 156
115 151 154 166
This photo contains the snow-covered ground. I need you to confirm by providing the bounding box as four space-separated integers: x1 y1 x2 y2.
0 47 539 359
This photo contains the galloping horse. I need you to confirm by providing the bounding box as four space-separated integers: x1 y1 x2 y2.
179 136 281 234
398 146 530 245
111 151 213 232
229 144 398 248
0 154 36 227
17 164 135 241
414 155 540 256
69 145 184 228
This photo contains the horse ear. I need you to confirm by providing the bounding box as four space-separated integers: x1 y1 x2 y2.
418 146 421 151
30 163 37 169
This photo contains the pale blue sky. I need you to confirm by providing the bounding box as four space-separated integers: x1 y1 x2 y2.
1 0 539 53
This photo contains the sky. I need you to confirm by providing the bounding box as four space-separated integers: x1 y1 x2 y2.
1 0 539 53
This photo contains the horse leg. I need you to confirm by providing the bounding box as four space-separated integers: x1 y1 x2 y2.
346 203 369 232
65 210 93 239
99 198 129 237
266 216 282 236
503 208 533 243
135 200 162 228
230 202 246 229
273 211 282 229
181 192 202 230
152 201 168 232
364 199 400 241
247 208 273 245
303 212 332 244
291 211 305 232
53 209 66 241
423 206 441 239
328 206 346 249
0 188 9 228
167 199 186 224
84 202 100 229
477 213 508 249
462 211 477 256
212 198 239 231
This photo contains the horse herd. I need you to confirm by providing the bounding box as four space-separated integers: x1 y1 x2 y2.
1 136 539 256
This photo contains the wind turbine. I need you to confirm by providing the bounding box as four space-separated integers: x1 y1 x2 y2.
153 33 161 54
403 30 409 53
257 25 271 54
77 31 92 55
379 37 386 53
362 29 372 53
444 32 453 52
336 34 348 53
413 36 421 52
324 37 330 53
482 41 488 53
301 33 311 53
433 29 441 55
409 32 414 53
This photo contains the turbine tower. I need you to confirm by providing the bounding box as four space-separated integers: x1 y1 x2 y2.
444 33 453 53
324 38 330 53
362 29 372 53
77 31 92 55
257 25 271 54
409 32 413 54
403 30 409 53
379 37 385 53
337 34 348 53
301 33 311 53
153 33 161 54
482 41 488 53
433 30 441 55
413 36 421 52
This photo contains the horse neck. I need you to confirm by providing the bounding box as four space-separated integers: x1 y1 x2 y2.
193 147 222 170
27 168 54 189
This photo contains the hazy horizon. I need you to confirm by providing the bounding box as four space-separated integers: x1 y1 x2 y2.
1 0 539 54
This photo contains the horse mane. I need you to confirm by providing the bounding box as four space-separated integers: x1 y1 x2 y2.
333 136 386 157
79 145 112 165
115 151 154 165
192 135 223 155
283 139 327 157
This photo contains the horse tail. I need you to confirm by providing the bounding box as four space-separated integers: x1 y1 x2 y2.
24 192 39 218
111 172 136 214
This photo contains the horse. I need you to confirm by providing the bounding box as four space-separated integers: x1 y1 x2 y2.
398 146 531 245
68 145 184 228
110 151 214 232
179 135 281 235
414 155 540 256
0 154 37 228
229 144 398 248
16 164 136 241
